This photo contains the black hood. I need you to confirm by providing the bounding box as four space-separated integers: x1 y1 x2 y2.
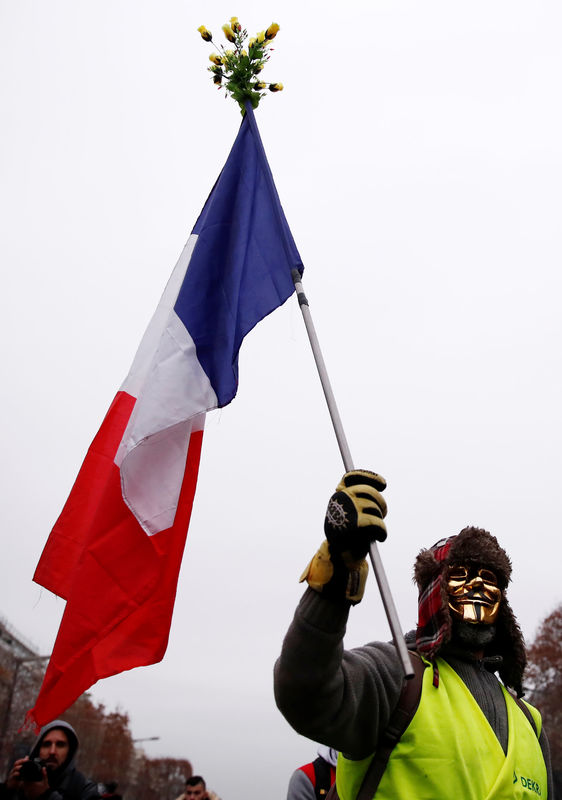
29 719 79 785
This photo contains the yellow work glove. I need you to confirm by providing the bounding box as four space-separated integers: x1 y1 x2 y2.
300 470 387 604
325 469 387 557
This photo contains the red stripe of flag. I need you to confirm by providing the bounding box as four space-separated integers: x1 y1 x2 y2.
28 392 203 726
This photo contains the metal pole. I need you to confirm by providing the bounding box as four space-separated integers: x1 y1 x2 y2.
291 269 414 679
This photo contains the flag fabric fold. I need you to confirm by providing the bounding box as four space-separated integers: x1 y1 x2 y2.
29 105 303 726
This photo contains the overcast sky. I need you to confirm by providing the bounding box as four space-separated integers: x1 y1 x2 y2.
1 1 561 798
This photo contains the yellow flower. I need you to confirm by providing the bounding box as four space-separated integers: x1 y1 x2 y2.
222 23 236 42
198 17 284 108
265 22 280 40
197 25 212 42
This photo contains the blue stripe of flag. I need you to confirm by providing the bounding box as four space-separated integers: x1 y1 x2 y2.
173 106 303 407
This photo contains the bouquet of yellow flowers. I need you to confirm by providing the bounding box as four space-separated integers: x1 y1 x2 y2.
197 18 283 112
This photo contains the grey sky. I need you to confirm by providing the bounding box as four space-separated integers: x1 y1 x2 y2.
1 2 561 798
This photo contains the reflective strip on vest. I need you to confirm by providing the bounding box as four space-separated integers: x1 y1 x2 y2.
336 658 547 800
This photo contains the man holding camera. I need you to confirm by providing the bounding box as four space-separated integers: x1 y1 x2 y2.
0 720 99 800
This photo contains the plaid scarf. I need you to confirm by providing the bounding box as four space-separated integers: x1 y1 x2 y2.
416 536 456 658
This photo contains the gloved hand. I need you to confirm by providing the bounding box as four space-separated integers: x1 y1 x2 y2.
324 469 387 559
300 470 387 604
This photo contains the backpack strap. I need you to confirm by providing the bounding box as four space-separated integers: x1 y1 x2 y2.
324 782 339 800
510 695 538 737
356 651 426 800
312 756 334 800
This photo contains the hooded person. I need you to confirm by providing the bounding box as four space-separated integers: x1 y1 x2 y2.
274 470 553 800
0 720 99 800
287 745 338 800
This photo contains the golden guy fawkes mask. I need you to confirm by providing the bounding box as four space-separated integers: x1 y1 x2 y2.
447 565 501 624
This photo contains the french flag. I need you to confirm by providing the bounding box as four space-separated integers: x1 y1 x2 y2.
29 105 303 726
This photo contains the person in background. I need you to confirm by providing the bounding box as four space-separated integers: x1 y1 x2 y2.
0 720 99 800
175 776 208 800
287 745 337 800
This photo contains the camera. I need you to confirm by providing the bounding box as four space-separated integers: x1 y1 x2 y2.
19 759 47 782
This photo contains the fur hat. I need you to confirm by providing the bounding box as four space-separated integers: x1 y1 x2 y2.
414 526 526 696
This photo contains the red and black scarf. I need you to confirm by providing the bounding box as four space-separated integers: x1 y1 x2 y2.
415 536 456 658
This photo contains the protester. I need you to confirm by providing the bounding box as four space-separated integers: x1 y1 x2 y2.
287 745 337 800
274 470 553 799
175 776 208 800
0 720 99 800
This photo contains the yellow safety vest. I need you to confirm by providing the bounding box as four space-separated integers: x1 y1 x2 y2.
337 657 547 800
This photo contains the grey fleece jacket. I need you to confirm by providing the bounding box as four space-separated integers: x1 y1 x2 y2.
274 588 553 797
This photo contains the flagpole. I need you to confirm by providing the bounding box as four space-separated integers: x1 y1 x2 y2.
291 269 414 680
